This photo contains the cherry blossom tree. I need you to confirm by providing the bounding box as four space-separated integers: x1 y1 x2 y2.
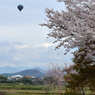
41 0 95 63
41 0 95 94
44 64 64 95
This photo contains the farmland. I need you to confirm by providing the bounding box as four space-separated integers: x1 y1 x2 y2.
0 83 45 95
0 83 94 95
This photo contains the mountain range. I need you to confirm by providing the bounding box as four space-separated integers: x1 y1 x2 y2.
0 66 48 78
0 66 31 74
2 69 45 78
0 66 48 74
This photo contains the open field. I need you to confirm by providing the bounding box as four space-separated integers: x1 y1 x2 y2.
0 83 94 95
0 83 46 95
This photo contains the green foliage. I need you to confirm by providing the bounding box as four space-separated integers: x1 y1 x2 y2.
64 48 95 93
0 76 44 85
0 76 7 83
20 77 32 84
64 92 82 95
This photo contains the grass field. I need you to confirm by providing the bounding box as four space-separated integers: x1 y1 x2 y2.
0 83 94 95
0 83 46 95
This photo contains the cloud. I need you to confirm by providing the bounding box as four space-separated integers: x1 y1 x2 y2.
13 44 28 49
0 41 73 67
35 43 54 48
13 56 20 61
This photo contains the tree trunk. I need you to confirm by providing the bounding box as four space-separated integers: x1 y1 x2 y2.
83 90 86 95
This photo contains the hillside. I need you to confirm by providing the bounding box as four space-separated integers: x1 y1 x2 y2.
0 66 48 74
2 69 45 78
0 66 32 74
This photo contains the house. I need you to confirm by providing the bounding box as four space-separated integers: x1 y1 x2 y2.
24 76 36 81
7 75 23 80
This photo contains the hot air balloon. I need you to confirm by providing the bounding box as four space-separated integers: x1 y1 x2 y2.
17 5 24 11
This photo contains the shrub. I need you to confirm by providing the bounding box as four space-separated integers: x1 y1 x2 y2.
0 91 6 95
64 92 82 95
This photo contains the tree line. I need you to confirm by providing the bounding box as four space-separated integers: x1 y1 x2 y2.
0 75 44 85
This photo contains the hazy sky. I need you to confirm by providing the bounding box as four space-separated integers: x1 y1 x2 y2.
0 0 73 67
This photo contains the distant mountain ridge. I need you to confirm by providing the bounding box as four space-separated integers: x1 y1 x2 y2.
1 69 45 78
0 66 48 74
0 66 31 74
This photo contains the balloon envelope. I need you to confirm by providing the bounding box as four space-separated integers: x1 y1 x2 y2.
17 5 24 11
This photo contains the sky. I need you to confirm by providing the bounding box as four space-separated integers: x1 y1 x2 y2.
0 0 74 68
